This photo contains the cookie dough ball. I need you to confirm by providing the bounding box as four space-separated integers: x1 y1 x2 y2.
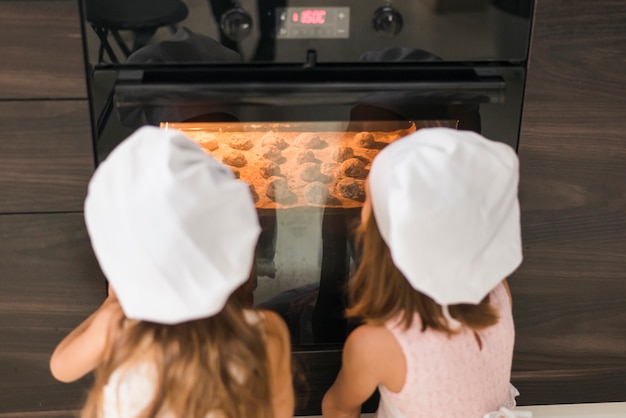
259 161 281 179
265 176 290 201
304 182 329 205
222 151 247 168
300 162 321 182
296 150 317 164
295 133 325 149
340 158 366 178
228 134 254 151
195 132 219 151
317 163 335 184
331 146 354 162
337 178 365 201
249 184 259 202
228 166 241 179
261 145 283 163
354 132 375 148
320 162 338 180
261 132 288 150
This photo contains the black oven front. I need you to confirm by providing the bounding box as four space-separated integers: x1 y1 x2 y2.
81 0 533 414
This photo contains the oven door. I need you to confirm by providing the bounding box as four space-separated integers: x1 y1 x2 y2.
104 62 524 415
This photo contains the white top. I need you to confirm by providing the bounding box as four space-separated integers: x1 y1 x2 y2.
102 311 263 417
375 282 516 418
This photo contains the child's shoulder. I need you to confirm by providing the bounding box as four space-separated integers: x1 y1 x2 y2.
255 309 286 327
255 309 291 343
347 323 394 347
344 323 403 366
341 323 406 392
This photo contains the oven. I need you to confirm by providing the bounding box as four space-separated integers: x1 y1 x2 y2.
81 0 533 414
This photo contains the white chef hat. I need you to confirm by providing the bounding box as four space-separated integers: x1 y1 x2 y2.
369 127 522 306
84 126 261 324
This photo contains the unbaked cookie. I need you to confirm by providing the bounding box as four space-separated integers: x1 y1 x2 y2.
259 161 281 179
320 162 338 180
340 158 366 178
228 134 254 151
222 151 247 168
331 146 354 162
261 132 289 150
261 145 284 163
265 176 290 201
249 184 259 202
337 178 364 201
295 133 325 149
354 132 375 148
304 182 329 205
296 150 317 164
195 132 219 151
228 166 240 179
300 162 321 182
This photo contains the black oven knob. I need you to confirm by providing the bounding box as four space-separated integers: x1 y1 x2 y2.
372 6 403 37
220 6 253 41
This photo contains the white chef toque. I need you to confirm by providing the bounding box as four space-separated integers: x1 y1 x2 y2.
84 126 261 324
368 127 522 306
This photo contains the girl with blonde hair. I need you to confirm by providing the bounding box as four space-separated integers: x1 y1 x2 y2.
322 128 529 418
50 126 294 418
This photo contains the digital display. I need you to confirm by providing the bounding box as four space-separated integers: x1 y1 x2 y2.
277 7 350 39
292 9 327 25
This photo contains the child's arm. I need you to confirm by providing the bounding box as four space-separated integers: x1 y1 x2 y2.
263 310 295 418
322 324 405 418
49 290 122 383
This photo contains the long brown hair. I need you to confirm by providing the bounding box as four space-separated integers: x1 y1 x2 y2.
81 292 274 418
347 210 499 334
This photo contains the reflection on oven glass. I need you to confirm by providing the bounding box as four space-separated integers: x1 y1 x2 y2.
161 120 457 345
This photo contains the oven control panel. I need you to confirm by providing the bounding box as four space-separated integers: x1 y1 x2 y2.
262 0 531 63
276 7 350 39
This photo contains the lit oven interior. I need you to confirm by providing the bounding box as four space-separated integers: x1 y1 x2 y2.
161 119 458 346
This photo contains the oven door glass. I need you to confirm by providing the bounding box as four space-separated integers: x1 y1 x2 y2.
94 62 521 347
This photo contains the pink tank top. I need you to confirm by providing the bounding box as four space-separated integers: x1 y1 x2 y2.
377 282 515 418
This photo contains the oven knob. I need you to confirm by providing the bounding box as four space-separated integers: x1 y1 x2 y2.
220 7 253 41
372 6 403 37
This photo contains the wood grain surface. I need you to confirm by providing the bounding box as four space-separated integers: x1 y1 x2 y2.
0 0 87 99
0 213 105 415
0 100 94 214
511 0 626 405
0 1 102 416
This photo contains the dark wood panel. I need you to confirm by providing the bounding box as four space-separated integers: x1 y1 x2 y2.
0 213 105 414
522 1 625 108
0 412 78 418
511 262 625 371
512 368 626 406
512 0 626 405
0 100 94 214
0 1 87 99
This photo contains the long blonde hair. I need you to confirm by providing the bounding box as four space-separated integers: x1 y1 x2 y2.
347 211 499 335
81 290 274 418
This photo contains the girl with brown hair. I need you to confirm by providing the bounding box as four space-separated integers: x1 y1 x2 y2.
49 126 294 418
322 128 529 418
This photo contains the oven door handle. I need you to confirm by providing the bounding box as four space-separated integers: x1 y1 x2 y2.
116 67 507 106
